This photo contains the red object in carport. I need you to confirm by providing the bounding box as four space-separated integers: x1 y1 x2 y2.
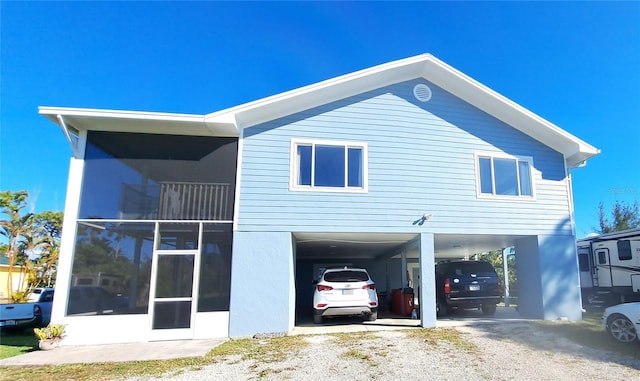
391 288 414 316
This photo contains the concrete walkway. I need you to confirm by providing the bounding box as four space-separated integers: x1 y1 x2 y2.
292 305 526 335
0 306 526 367
0 338 226 366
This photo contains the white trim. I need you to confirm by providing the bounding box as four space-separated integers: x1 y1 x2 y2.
202 54 598 167
233 129 245 232
192 222 204 321
40 106 206 123
564 160 578 238
154 249 199 255
77 219 233 224
289 138 369 193
148 223 160 331
39 106 238 137
51 130 87 325
57 114 79 157
473 152 537 201
149 224 199 340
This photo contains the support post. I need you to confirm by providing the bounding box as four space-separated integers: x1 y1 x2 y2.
502 248 510 307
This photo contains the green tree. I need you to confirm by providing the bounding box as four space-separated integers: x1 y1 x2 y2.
1 191 63 300
479 249 517 295
596 200 640 234
27 211 64 288
0 190 35 300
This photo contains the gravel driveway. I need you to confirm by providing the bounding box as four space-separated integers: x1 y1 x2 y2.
133 322 640 381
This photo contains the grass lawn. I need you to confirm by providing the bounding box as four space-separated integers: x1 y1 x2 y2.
0 329 38 359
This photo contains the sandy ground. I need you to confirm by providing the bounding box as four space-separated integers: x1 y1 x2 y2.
130 321 640 381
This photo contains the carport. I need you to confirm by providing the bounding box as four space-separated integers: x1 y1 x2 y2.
294 232 419 326
292 231 532 329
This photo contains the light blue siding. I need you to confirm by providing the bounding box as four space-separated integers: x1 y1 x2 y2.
238 79 570 236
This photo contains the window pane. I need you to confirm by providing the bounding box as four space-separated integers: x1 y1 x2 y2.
578 254 590 272
479 158 493 194
153 301 191 329
494 158 518 195
68 222 154 316
518 160 532 196
324 270 369 282
347 148 363 187
198 224 232 312
597 251 607 264
155 255 194 298
157 223 199 250
618 240 632 260
315 145 345 187
80 131 237 220
297 145 312 186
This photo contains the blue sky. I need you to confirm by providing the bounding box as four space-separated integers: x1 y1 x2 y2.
1 1 638 238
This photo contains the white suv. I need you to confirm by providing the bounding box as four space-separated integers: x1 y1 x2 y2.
312 267 378 324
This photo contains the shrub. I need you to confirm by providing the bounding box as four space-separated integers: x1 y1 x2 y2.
33 323 65 341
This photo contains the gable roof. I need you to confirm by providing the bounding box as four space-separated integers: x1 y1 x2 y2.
40 54 599 167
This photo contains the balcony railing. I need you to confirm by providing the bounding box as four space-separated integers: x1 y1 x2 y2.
157 182 232 221
118 182 232 221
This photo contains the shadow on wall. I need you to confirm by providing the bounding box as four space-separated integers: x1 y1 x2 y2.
518 217 582 321
395 80 566 182
540 217 583 320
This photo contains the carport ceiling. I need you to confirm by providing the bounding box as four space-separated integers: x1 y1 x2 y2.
434 234 527 259
294 232 528 260
294 232 417 260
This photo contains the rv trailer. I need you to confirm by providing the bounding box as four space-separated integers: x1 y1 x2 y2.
577 228 640 308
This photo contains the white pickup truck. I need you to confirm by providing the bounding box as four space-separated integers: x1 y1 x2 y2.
0 288 54 330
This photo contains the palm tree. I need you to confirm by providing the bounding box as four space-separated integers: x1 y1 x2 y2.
0 191 35 300
34 211 63 287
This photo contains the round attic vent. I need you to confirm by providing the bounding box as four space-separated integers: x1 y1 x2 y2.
413 84 432 102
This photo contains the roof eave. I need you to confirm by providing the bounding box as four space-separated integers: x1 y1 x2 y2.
566 147 601 169
205 54 431 128
38 106 238 137
205 54 599 164
418 57 600 165
40 54 599 165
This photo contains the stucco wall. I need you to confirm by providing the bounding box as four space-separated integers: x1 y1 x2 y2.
229 231 295 337
515 233 582 320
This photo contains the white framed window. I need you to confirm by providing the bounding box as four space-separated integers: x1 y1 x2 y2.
290 139 368 192
475 153 535 199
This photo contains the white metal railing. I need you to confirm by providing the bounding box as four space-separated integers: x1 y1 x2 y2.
157 182 231 220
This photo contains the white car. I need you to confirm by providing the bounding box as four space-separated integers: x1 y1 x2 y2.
312 267 378 324
602 302 640 344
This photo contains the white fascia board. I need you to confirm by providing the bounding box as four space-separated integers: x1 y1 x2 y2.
419 57 600 165
39 106 205 123
205 55 428 128
204 111 240 136
38 106 238 137
205 53 598 164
